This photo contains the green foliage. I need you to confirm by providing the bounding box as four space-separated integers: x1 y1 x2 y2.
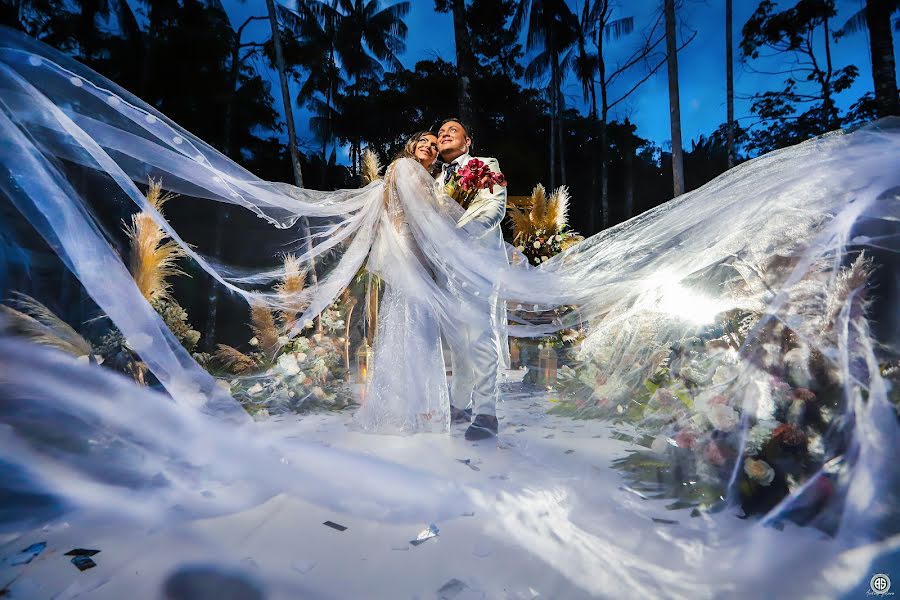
741 0 860 154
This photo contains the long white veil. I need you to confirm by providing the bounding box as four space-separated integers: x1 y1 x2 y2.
1 25 899 598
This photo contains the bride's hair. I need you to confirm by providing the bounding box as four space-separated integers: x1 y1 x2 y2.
394 131 439 177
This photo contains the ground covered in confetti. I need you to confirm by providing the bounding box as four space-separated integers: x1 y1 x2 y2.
0 374 889 599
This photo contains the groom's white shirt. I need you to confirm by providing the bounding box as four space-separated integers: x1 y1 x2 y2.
440 152 507 232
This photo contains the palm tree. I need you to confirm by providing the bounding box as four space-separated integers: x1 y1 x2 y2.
664 0 685 196
514 0 579 189
583 0 635 229
333 0 410 174
435 0 476 125
726 0 735 168
266 0 305 188
279 1 343 187
838 0 900 118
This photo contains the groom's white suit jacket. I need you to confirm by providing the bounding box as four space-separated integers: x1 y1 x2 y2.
437 152 511 370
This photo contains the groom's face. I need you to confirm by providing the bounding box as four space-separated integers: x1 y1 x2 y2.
437 121 471 161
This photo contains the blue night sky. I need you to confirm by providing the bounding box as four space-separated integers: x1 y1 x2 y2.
220 0 896 159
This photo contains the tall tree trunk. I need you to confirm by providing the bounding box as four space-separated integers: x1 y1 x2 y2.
866 0 899 118
139 5 156 98
822 16 836 131
726 0 735 169
77 2 98 63
451 0 476 126
624 117 634 220
204 37 243 351
664 0 685 197
266 0 304 189
548 32 557 191
556 50 567 186
266 0 322 331
599 111 608 230
598 29 609 230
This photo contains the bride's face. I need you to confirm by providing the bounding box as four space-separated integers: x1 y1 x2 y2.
413 134 439 169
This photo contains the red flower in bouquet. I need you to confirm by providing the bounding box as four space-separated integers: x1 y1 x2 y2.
773 423 806 446
703 439 729 466
446 158 506 209
792 388 817 403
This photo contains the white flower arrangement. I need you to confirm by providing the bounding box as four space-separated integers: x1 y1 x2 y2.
275 353 301 377
744 420 777 454
708 404 739 432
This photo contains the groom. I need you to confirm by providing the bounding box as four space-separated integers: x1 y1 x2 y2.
436 118 507 441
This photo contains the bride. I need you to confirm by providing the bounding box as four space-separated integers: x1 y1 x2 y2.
354 131 452 434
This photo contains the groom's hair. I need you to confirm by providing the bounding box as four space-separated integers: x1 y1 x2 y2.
438 117 474 146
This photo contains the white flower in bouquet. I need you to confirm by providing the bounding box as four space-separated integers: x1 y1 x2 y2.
215 379 231 392
516 245 525 252
293 351 308 363
294 337 311 352
784 346 811 387
708 404 739 432
744 420 777 454
277 335 289 346
533 240 541 248
650 434 673 454
303 320 314 330
761 343 781 368
310 358 329 380
556 234 564 242
807 431 825 460
650 433 678 454
711 364 738 386
679 365 704 384
743 458 775 486
248 382 264 396
275 353 301 377
249 337 259 347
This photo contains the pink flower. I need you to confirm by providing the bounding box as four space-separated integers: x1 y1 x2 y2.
709 394 729 406
703 440 728 466
674 430 697 450
792 388 816 402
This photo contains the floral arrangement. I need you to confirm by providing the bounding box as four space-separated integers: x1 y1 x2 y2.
214 254 353 416
445 158 506 210
508 184 582 266
1 178 203 382
554 252 898 525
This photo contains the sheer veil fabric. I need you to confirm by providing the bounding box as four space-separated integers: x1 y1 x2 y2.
1 26 900 588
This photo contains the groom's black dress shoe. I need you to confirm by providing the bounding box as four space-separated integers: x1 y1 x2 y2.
464 414 499 441
451 405 473 423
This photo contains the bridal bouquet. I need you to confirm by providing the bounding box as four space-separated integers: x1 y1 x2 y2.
445 158 506 210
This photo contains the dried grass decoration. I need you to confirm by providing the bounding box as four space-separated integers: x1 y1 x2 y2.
508 184 583 266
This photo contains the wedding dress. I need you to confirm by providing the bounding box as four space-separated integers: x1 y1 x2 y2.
353 162 450 434
1 26 900 598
